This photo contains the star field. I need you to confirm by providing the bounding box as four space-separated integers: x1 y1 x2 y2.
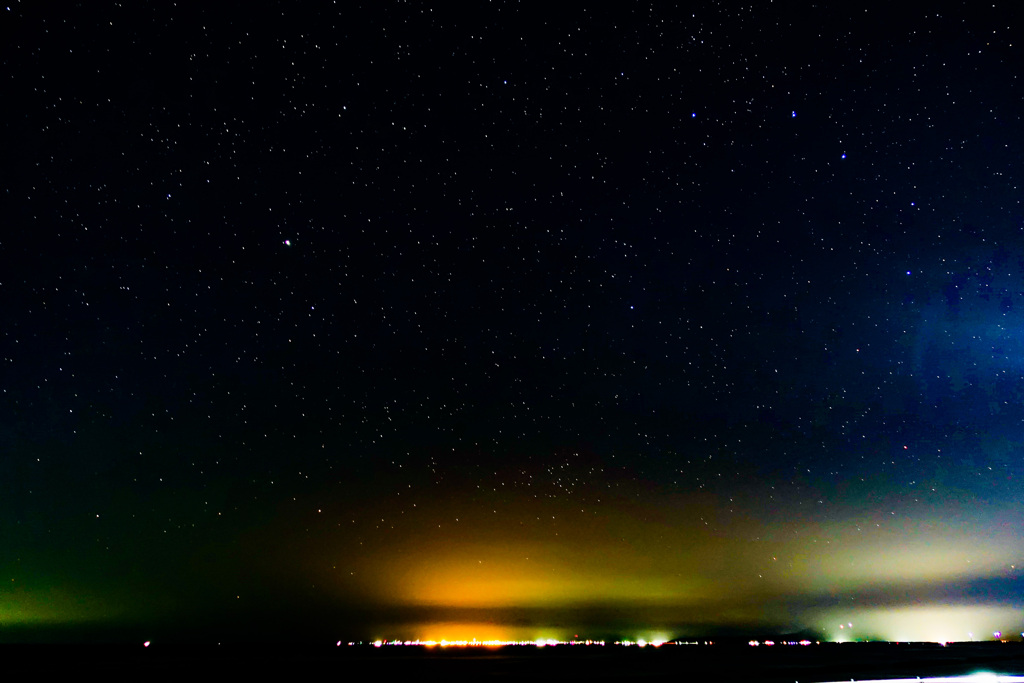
2 2 1023 643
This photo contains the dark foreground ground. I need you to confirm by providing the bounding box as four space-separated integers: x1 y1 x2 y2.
4 641 1023 681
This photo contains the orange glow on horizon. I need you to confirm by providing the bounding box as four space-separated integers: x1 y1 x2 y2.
408 621 515 644
378 621 575 645
393 560 702 608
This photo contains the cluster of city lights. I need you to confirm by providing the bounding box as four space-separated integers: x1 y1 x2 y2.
353 638 603 648
343 638 721 648
338 629 1024 650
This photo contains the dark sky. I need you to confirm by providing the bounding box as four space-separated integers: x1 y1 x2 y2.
2 2 1023 644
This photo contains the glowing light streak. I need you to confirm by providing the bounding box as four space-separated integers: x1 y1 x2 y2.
818 676 1024 683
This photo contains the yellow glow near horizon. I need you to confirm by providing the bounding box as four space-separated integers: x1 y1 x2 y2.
814 604 1024 643
793 527 1019 589
320 484 1024 638
332 479 1023 611
363 507 736 608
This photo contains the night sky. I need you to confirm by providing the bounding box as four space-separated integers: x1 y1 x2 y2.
3 2 1023 644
